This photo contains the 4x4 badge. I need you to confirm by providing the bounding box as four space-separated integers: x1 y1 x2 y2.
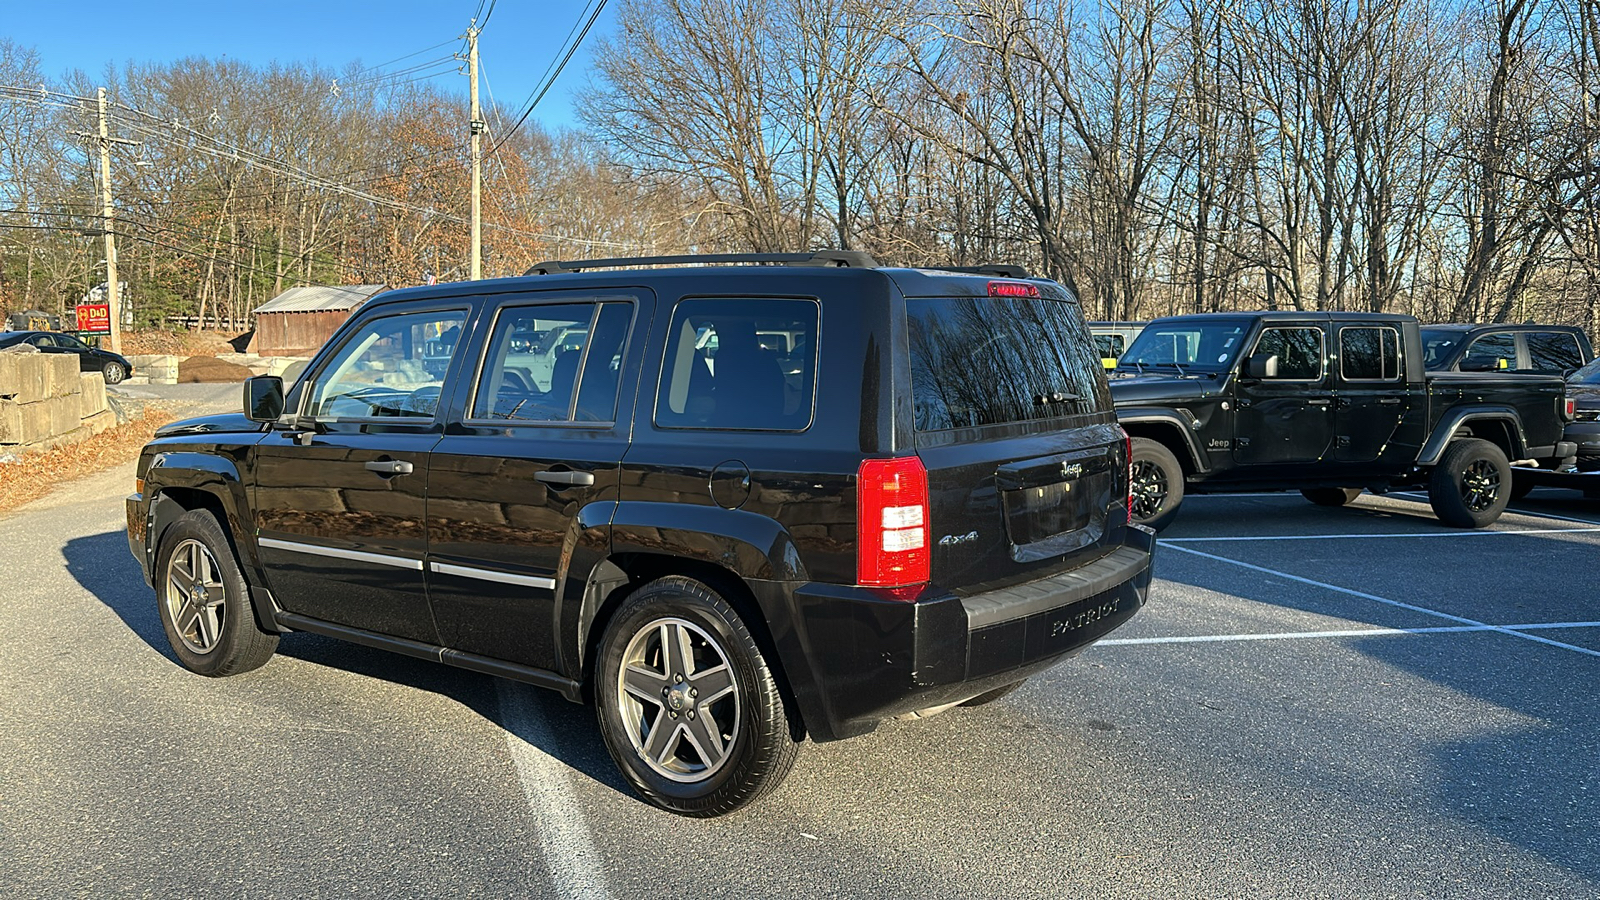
938 531 979 546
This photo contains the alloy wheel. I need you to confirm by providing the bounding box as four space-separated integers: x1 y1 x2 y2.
164 538 227 654
615 617 741 783
1461 459 1501 512
1130 459 1169 521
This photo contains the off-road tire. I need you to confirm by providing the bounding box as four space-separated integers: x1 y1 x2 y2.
1300 487 1364 507
959 679 1027 707
595 576 799 817
1129 437 1185 531
102 362 125 385
1429 439 1511 528
154 509 278 676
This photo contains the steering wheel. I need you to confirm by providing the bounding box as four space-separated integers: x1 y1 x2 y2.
405 384 444 416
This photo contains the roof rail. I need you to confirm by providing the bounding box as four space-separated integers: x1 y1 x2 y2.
524 250 879 276
919 264 1032 279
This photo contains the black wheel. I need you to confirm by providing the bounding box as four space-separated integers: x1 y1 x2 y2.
1300 487 1364 507
960 679 1027 707
1129 437 1185 531
594 576 799 817
102 362 126 385
154 510 278 676
1508 471 1536 501
1428 439 1511 528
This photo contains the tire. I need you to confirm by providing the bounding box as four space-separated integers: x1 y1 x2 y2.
1129 437 1185 531
594 576 799 817
154 509 278 676
959 679 1027 707
102 362 125 385
1428 439 1511 528
1300 487 1364 507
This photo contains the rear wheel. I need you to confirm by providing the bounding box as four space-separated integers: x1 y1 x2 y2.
155 510 278 676
1129 437 1184 531
1300 487 1364 507
1428 439 1511 528
595 576 798 817
102 362 125 385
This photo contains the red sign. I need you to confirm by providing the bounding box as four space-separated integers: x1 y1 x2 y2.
76 303 111 334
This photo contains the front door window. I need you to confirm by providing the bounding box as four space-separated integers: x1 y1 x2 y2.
306 311 465 419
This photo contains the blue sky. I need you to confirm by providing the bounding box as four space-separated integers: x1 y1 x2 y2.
1 0 616 131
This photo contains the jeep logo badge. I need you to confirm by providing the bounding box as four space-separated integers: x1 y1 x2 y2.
1061 462 1083 479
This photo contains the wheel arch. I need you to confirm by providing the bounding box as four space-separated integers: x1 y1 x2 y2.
1419 408 1527 466
1119 413 1204 477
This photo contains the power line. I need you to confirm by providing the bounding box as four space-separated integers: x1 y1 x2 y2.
486 0 609 158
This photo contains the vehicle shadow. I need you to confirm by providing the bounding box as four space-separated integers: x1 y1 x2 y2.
1156 526 1600 883
63 528 631 800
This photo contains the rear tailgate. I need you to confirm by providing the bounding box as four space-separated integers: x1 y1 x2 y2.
905 286 1128 595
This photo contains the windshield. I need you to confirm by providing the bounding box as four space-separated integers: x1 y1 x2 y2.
1568 358 1600 385
1118 318 1251 373
1419 329 1464 369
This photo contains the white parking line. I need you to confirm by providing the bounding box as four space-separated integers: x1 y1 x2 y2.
495 682 612 900
1390 490 1600 527
1163 526 1600 543
1100 621 1600 647
1164 543 1600 659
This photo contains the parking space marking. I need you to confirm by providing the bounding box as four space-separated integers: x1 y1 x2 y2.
1390 490 1600 527
494 682 612 900
1100 621 1600 647
1164 543 1600 659
1163 526 1600 543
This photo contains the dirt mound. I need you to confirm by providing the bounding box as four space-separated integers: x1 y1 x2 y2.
122 330 244 358
177 356 253 383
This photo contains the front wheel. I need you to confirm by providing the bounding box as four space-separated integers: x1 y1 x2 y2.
102 362 126 385
155 509 278 676
1129 437 1185 531
594 576 798 817
1428 439 1511 528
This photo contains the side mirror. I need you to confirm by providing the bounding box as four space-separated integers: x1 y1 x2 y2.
244 375 285 422
1244 352 1280 379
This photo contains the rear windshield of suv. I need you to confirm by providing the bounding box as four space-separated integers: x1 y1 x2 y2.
907 293 1108 431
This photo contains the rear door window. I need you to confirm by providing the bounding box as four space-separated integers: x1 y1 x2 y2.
655 298 818 431
907 293 1108 431
1339 327 1401 381
472 301 633 423
1525 332 1584 373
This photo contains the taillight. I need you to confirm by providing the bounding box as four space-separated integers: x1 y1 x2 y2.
1122 428 1134 525
1563 397 1576 421
857 456 931 589
988 280 1040 298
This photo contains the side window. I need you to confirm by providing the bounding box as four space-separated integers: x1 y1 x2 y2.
1525 332 1584 373
1254 327 1324 380
1094 334 1125 358
1461 333 1516 371
472 301 632 423
1339 327 1401 381
656 298 818 431
306 310 465 419
30 334 57 348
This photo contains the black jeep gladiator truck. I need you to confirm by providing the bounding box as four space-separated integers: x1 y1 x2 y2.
1110 312 1576 529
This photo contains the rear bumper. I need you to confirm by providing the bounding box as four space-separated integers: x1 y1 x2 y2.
766 526 1155 742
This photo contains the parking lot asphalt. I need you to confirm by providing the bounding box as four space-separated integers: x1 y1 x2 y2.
2 472 1596 898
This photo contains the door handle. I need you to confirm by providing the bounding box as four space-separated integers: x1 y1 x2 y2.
1307 398 1331 407
1378 397 1402 405
365 459 414 476
535 469 595 487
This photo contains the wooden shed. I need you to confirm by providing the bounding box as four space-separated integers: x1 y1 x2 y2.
250 285 386 357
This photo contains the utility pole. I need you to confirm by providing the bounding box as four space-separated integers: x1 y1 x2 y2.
467 26 484 281
80 88 138 354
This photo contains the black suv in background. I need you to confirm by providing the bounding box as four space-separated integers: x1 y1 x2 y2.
124 252 1154 816
1419 323 1592 376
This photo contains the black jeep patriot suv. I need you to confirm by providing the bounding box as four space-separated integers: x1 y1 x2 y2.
125 251 1155 816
